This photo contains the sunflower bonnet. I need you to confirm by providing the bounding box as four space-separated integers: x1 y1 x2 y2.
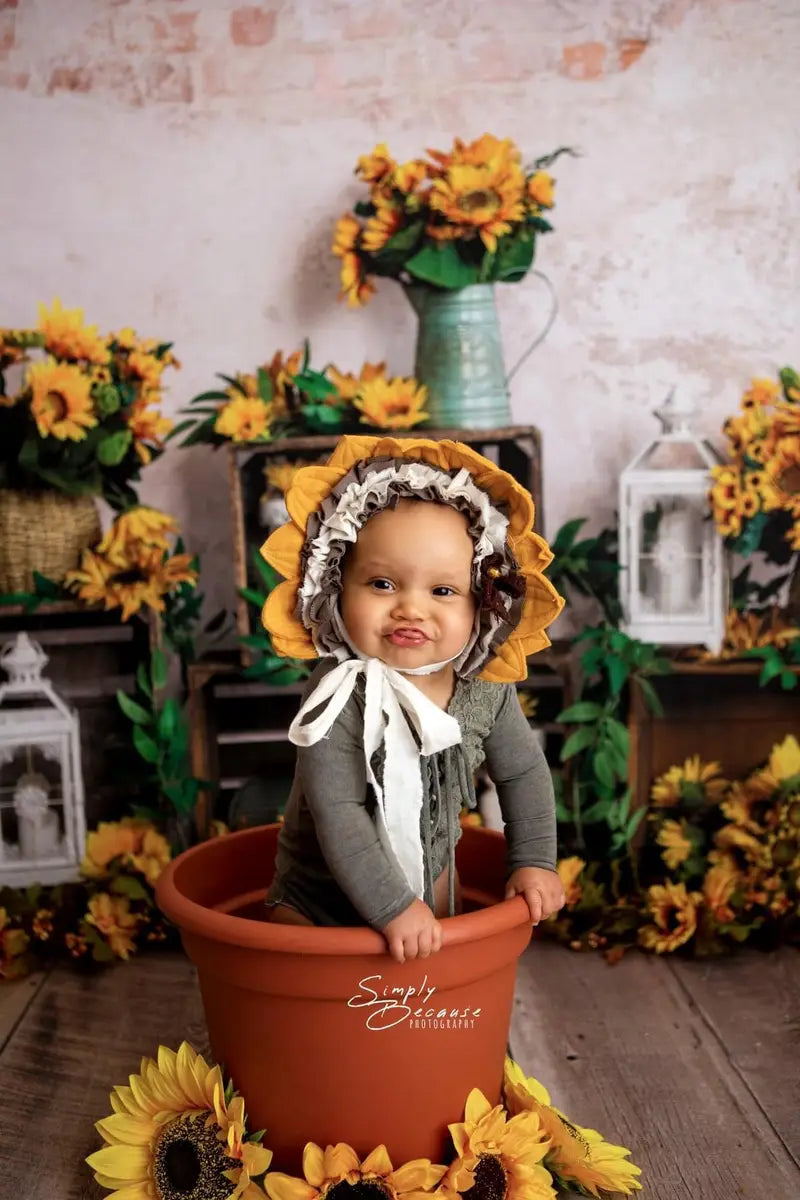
260 436 563 682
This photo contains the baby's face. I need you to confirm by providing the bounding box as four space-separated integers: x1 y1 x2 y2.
340 500 476 670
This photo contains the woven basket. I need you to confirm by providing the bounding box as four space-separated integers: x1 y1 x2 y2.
0 489 102 595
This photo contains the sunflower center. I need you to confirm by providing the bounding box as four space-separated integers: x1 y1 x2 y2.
44 389 69 420
111 567 150 585
771 838 797 867
461 1153 508 1200
153 1113 238 1200
777 464 800 495
326 1181 391 1200
459 189 497 214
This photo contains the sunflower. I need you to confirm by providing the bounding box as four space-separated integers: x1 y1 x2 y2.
265 1141 445 1200
332 213 361 260
716 609 800 659
37 297 109 364
27 357 97 441
362 199 405 254
215 395 272 442
439 1087 555 1200
761 437 800 546
428 158 526 253
517 691 538 720
0 907 29 980
65 543 197 621
527 171 555 209
440 134 522 170
339 251 376 307
356 142 396 184
393 159 430 195
100 507 178 563
503 1060 642 1197
709 464 745 538
556 857 585 908
86 893 143 959
650 755 728 806
354 376 429 430
328 361 386 403
655 818 692 871
261 436 563 683
87 1042 272 1200
264 348 305 418
742 377 781 408
702 863 739 923
265 461 305 495
638 881 702 953
719 782 762 833
127 396 173 462
82 819 171 886
745 734 800 800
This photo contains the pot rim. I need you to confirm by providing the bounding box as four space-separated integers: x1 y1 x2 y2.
156 824 531 957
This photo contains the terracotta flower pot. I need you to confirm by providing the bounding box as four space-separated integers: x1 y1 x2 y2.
156 824 531 1172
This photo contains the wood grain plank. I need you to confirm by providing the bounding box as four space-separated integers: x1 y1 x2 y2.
510 941 800 1200
0 951 204 1200
669 949 800 1166
0 969 49 1052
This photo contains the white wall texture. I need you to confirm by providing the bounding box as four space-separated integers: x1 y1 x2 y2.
0 0 797 623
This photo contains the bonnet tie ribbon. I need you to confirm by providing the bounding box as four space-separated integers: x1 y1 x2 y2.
288 657 462 898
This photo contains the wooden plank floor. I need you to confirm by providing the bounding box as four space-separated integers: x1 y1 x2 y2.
0 943 797 1200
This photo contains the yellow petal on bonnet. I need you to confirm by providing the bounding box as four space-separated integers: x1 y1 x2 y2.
262 522 305 580
263 581 316 659
512 529 554 574
326 435 384 471
479 639 529 683
285 466 347 529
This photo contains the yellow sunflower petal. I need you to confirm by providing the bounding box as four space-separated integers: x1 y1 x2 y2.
302 1142 326 1188
390 1160 448 1192
323 1142 361 1180
95 1114 155 1147
285 466 347 529
86 1143 150 1181
464 1087 493 1126
362 1144 393 1176
261 522 305 580
242 1141 273 1175
264 1171 318 1200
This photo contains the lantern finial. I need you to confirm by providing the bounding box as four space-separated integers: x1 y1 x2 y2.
0 632 49 687
653 388 697 436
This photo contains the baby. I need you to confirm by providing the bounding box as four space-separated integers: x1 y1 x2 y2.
261 436 566 962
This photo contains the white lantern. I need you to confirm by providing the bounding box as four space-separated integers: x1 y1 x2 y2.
0 632 87 886
618 390 727 654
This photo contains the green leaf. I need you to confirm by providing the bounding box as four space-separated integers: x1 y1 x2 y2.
404 241 481 289
32 571 63 599
136 663 152 698
158 697 180 742
251 547 281 591
256 368 274 404
551 518 586 554
110 874 150 901
133 725 160 764
491 231 535 283
302 403 345 432
117 689 152 725
635 675 663 717
189 390 229 404
728 511 768 557
606 654 628 696
581 798 613 823
150 649 168 691
239 586 267 609
98 430 133 466
604 719 630 759
557 701 605 723
593 748 616 790
295 372 338 402
758 653 785 685
560 726 596 761
780 670 798 690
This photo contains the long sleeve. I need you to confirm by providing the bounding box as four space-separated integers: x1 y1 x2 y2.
482 684 557 874
292 679 417 929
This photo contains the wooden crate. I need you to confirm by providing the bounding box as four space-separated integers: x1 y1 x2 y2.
228 426 543 660
628 660 800 809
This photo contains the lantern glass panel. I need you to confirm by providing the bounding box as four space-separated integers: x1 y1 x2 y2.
634 493 709 618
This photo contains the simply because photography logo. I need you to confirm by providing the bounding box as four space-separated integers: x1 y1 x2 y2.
346 973 482 1032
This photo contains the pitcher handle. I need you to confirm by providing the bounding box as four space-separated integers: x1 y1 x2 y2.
505 269 559 386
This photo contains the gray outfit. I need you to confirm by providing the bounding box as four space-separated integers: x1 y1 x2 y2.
267 658 556 929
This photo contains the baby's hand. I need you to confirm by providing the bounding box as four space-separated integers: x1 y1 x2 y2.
382 899 443 964
505 867 565 925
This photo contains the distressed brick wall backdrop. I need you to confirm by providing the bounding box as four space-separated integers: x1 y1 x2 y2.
0 0 798 619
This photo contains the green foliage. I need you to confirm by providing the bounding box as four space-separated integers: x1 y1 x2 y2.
546 519 621 624
117 650 206 820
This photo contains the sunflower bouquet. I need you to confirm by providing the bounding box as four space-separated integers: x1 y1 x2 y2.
640 738 800 954
709 368 800 625
179 344 429 445
0 300 177 509
332 134 571 306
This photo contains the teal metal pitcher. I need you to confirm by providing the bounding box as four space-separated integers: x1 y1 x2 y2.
405 276 557 431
